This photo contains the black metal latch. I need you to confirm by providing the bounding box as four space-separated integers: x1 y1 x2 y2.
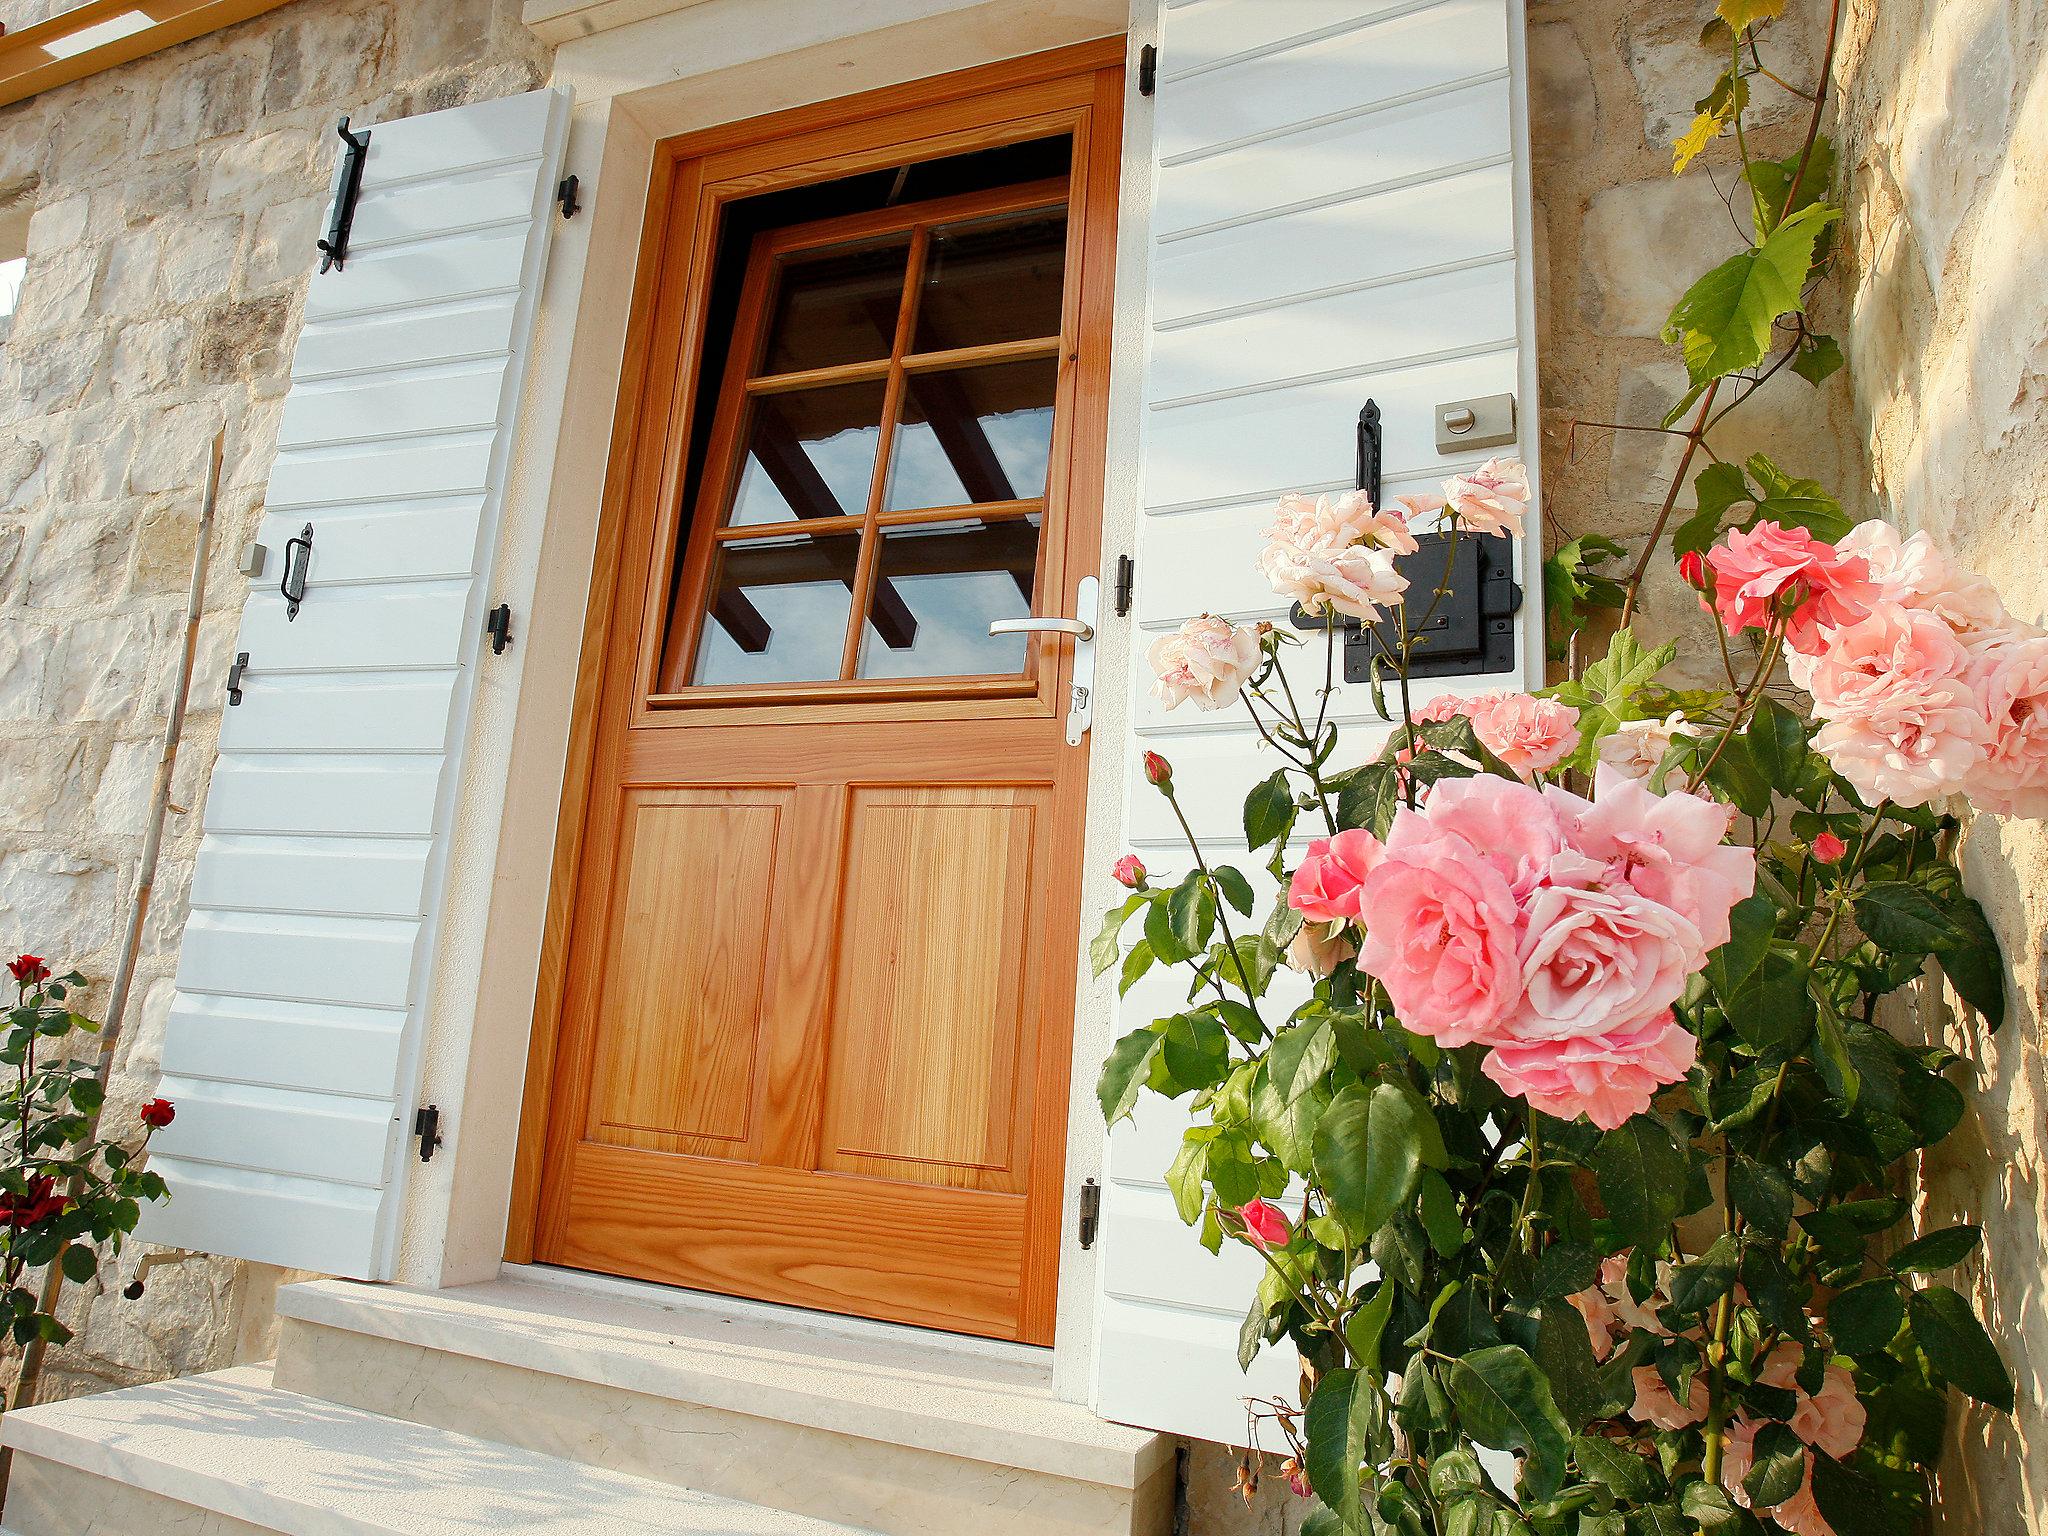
413 1104 443 1163
280 523 314 620
226 651 250 707
1078 1178 1101 1249
485 603 514 655
1349 531 1523 682
557 175 581 219
316 117 372 273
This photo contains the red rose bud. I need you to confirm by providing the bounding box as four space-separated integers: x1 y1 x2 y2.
1142 751 1173 788
141 1098 176 1129
7 954 49 986
1112 854 1147 889
1676 550 1708 590
1234 1197 1291 1251
1811 831 1848 865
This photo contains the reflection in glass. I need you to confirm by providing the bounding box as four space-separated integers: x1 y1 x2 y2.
727 383 886 528
912 212 1067 355
883 360 1058 513
758 237 911 376
856 516 1043 680
692 531 861 686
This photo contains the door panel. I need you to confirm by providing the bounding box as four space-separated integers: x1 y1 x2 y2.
527 55 1123 1344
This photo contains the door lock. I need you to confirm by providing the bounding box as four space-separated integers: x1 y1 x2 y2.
990 576 1100 745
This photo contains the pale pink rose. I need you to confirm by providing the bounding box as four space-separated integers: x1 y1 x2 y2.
1630 1365 1710 1431
1441 457 1531 538
1260 491 1416 621
1721 1427 1836 1536
1390 693 1475 766
1838 521 2014 648
1552 768 1755 952
1565 1283 1619 1360
1705 520 1877 652
1463 690 1581 778
1481 1012 1697 1130
1392 491 1448 525
1810 676 1992 806
1599 1252 1670 1337
1234 1197 1291 1251
1790 603 1972 702
1965 634 2048 816
1355 823 1522 1047
1287 830 1383 924
1149 616 1262 711
1508 885 1701 1041
1286 920 1358 978
1595 713 1691 783
1398 775 1564 899
1758 1344 1867 1459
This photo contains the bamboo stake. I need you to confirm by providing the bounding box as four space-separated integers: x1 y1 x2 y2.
5 429 226 1433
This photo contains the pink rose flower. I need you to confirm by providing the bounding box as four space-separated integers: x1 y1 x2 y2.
1508 885 1701 1041
1552 768 1756 953
1287 830 1383 924
1791 603 1973 701
1629 1365 1710 1431
1759 1343 1867 1459
1149 616 1262 711
1705 521 1877 652
1594 713 1690 782
1480 1012 1697 1130
1965 634 2048 816
1286 920 1358 978
1838 521 2014 649
1400 775 1564 899
1462 690 1581 779
1260 491 1415 622
1112 854 1147 889
1566 1283 1619 1360
1441 457 1531 538
1355 822 1521 1047
1234 1198 1291 1251
1599 1251 1672 1337
1721 1426 1836 1536
1810 677 1991 807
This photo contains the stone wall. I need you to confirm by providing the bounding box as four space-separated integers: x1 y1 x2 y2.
0 0 546 1402
1833 2 2048 1531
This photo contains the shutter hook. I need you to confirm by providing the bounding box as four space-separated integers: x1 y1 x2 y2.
280 523 314 620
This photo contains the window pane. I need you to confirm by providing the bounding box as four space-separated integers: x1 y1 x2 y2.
912 211 1067 355
727 382 886 529
758 237 910 376
856 516 1043 680
692 531 860 686
883 359 1058 513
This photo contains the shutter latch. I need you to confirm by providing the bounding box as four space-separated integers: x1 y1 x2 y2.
1078 1178 1101 1249
485 603 514 655
226 651 250 707
316 117 372 274
557 175 581 219
1138 45 1158 96
413 1104 443 1163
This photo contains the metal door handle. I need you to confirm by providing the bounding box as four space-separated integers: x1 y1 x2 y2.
989 614 1096 641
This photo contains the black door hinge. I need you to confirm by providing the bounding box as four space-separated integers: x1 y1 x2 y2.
557 174 581 219
316 117 371 273
1079 1178 1102 1249
227 651 250 707
1114 555 1134 617
485 603 514 655
414 1104 443 1163
1138 44 1158 96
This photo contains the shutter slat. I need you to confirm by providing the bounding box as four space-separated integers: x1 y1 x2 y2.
142 87 570 1279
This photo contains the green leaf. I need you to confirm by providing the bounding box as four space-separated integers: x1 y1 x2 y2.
1213 865 1256 918
1166 873 1216 960
1525 1242 1599 1302
1745 698 1812 792
1117 937 1155 997
1854 881 1966 955
1313 1084 1426 1240
1533 1299 1611 1427
1792 333 1845 383
1666 1232 1741 1317
1813 1004 1860 1104
1661 203 1841 387
1161 1011 1230 1093
1810 1456 1913 1536
1097 1026 1162 1123
1345 1281 1397 1376
1304 1367 1386 1529
1703 893 1776 1004
1244 770 1294 851
1717 0 1787 36
1592 1118 1689 1246
1827 1278 1904 1355
1268 1020 1335 1105
1572 1435 1658 1501
1742 1421 1806 1507
1745 453 1850 542
1447 1345 1571 1499
1728 1156 1793 1240
59 1243 97 1284
1416 1169 1464 1258
1888 1223 1982 1274
1090 896 1145 978
1907 1284 2014 1411
1929 885 2006 1030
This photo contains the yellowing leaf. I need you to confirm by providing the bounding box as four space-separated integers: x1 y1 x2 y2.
1717 0 1788 33
1673 111 1724 173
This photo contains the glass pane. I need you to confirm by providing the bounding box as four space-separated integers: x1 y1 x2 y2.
692 531 860 686
856 516 1043 680
727 382 886 529
911 211 1067 354
883 359 1059 513
758 237 910 376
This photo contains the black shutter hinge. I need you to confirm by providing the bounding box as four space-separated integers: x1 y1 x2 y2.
1138 44 1158 97
485 603 514 655
413 1104 443 1162
1078 1178 1102 1249
557 174 581 219
316 117 371 273
1114 555 1134 617
226 651 250 707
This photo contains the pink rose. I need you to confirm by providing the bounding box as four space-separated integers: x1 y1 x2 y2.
1287 830 1383 924
1112 854 1147 889
1791 603 1972 701
1149 616 1262 711
1705 521 1877 652
1400 775 1564 899
1481 1012 1697 1130
1594 714 1690 782
1759 1344 1867 1459
1286 920 1358 978
1441 457 1531 538
1838 521 2014 649
1810 676 1991 807
1508 882 1698 1039
1599 1251 1671 1337
1565 1282 1619 1360
1629 1365 1709 1431
1234 1197 1291 1251
1260 491 1416 622
1552 768 1756 952
1965 634 2048 816
1355 823 1521 1047
1720 1427 1836 1536
1463 691 1581 779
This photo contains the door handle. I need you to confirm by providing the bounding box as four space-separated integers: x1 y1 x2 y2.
988 615 1095 641
990 578 1099 745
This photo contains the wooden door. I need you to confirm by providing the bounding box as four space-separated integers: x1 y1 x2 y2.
520 51 1123 1345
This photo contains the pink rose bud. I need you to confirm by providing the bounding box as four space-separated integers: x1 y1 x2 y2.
1112 854 1147 888
1676 550 1708 589
1235 1197 1291 1251
1143 751 1174 788
1811 831 1848 864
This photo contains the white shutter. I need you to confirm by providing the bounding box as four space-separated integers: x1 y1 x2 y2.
140 89 571 1280
1092 0 1543 1444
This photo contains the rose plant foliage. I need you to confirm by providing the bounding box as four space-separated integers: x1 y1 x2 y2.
1093 7 2016 1534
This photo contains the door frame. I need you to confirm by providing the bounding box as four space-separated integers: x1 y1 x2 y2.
504 39 1128 1342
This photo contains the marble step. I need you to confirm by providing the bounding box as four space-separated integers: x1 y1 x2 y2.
0 1365 878 1536
273 1274 1175 1536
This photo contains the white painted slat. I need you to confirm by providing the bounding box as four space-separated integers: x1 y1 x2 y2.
142 88 570 1280
1094 0 1541 1444
1156 0 1506 165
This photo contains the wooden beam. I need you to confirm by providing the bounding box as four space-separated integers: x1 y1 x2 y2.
0 0 304 110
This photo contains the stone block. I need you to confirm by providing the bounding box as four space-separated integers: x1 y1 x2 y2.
1578 173 1748 338
0 617 55 718
127 402 222 497
192 293 294 386
0 849 118 964
157 214 242 307
52 410 136 502
19 507 127 609
127 502 202 596
50 86 150 182
25 193 90 258
106 315 194 397
263 4 395 116
7 329 105 421
11 248 95 335
143 46 264 154
244 194 323 294
206 128 322 208
48 607 164 725
90 736 159 838
1527 21 1596 162
0 732 92 834
94 226 161 315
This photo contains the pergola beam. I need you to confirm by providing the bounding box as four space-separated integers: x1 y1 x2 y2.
0 0 302 110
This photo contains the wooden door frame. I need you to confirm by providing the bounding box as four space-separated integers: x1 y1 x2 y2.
506 40 1126 1339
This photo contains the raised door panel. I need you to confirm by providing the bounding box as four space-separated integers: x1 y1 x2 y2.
584 789 785 1155
819 786 1042 1193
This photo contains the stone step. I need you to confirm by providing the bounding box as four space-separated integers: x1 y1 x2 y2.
273 1275 1175 1536
0 1365 878 1536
